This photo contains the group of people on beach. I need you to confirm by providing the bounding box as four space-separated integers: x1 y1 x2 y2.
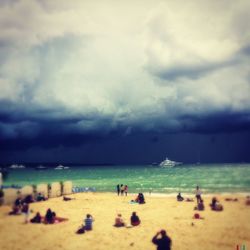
76 212 171 249
30 208 67 224
131 192 146 204
9 195 67 224
114 212 141 227
116 184 128 196
9 184 240 250
9 197 31 222
176 186 224 213
10 193 46 214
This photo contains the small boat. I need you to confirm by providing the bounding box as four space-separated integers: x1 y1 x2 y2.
54 165 70 170
159 157 182 167
9 164 26 169
35 165 48 170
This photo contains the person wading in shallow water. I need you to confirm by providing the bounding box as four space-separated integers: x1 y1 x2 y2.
124 185 128 196
152 230 172 250
120 184 125 196
116 184 120 196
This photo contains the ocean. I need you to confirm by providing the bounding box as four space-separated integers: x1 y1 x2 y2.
3 164 250 194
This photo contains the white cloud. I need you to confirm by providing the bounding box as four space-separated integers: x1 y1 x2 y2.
0 0 250 136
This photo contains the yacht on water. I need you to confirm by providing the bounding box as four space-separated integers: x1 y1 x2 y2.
54 165 70 170
9 164 26 169
35 165 48 170
159 157 182 167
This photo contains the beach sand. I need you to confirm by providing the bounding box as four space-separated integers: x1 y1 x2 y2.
0 192 250 250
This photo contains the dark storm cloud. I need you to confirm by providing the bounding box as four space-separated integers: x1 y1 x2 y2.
150 62 227 81
1 0 250 163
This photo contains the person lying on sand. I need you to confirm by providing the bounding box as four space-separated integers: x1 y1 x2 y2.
114 214 125 227
130 212 140 226
152 229 172 250
186 198 194 202
210 197 223 211
63 196 75 201
225 198 238 202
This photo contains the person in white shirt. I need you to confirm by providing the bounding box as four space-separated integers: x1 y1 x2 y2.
195 186 202 204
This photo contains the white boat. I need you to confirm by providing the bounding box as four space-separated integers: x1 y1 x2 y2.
35 165 48 170
54 165 70 170
159 157 182 167
9 164 26 169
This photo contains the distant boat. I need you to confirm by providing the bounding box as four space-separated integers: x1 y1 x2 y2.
159 157 182 167
151 162 158 166
54 165 70 170
9 164 26 169
35 165 48 170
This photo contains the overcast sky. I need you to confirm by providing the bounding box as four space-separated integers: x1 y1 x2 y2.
0 0 250 164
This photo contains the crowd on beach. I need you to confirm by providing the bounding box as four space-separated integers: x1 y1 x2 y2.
177 186 224 216
116 184 128 196
4 185 250 250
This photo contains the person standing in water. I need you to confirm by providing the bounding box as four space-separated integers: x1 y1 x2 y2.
120 184 125 196
124 185 128 196
116 184 120 196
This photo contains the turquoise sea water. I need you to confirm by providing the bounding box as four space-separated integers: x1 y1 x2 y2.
3 164 250 194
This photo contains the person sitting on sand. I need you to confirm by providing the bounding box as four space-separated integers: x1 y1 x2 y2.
36 193 46 202
177 193 184 201
15 197 22 207
135 193 145 204
30 212 42 223
130 212 140 226
9 197 22 215
152 229 172 250
22 194 34 204
45 208 56 224
114 214 125 227
210 197 223 211
84 214 94 230
194 199 205 211
246 196 250 206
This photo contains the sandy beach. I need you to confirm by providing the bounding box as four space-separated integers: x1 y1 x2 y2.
0 192 250 250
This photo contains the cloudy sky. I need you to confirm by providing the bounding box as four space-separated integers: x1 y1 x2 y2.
0 0 250 164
